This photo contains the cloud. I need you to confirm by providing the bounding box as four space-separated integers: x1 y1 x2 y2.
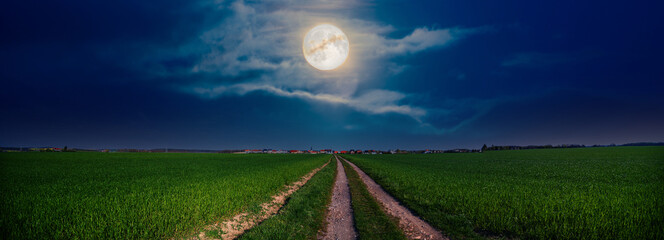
190 83 426 120
372 27 460 56
191 2 472 77
180 0 482 129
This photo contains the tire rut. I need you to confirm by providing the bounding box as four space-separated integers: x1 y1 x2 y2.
190 160 330 240
319 155 357 240
338 155 447 240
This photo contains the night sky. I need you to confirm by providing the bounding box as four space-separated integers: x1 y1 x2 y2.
1 0 663 150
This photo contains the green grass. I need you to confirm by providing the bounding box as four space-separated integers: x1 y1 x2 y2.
0 152 329 239
343 146 664 239
340 158 407 240
206 229 222 239
239 157 336 240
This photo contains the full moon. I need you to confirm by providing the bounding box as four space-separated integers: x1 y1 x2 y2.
303 24 349 71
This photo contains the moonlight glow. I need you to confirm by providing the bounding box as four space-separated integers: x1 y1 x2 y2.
303 24 349 71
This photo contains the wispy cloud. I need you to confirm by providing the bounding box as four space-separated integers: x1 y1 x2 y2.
180 0 485 130
372 27 472 56
190 83 426 120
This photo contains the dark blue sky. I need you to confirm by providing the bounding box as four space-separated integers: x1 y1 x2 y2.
1 0 663 150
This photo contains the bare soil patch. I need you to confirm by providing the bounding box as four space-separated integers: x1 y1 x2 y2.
191 160 330 240
319 156 357 240
339 156 447 240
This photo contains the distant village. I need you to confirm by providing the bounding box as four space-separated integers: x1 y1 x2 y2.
1 142 661 154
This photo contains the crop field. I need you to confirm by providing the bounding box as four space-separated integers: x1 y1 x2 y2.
239 157 336 240
0 152 329 239
2 147 662 240
343 146 664 239
340 159 405 240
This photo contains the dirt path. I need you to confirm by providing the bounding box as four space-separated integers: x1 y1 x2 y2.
339 156 447 240
191 160 330 240
319 155 357 240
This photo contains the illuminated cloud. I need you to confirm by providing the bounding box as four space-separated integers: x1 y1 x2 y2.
185 0 480 126
191 84 426 121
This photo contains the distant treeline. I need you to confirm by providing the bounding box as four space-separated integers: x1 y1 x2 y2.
0 147 245 153
619 142 664 146
481 142 664 152
481 144 585 152
1 142 662 153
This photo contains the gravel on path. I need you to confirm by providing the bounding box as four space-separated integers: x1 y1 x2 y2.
190 160 330 240
339 156 447 240
319 155 357 240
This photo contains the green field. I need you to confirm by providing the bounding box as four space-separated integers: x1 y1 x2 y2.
343 147 664 239
2 147 662 239
239 157 336 240
0 152 328 239
340 159 406 240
